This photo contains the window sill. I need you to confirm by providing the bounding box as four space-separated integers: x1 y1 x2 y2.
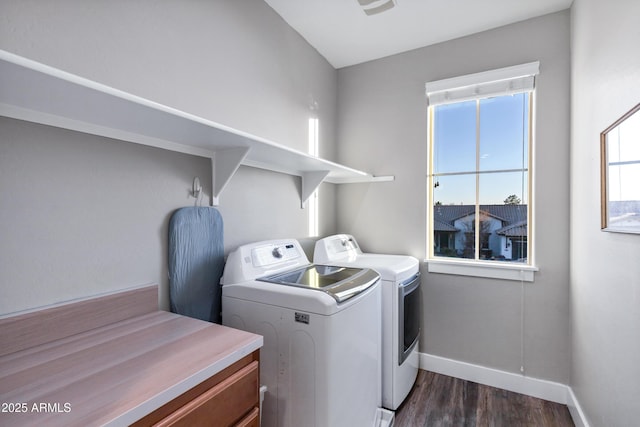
425 259 538 282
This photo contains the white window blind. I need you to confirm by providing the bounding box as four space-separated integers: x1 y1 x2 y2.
425 62 540 106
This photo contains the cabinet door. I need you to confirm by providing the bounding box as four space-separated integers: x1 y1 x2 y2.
155 360 259 427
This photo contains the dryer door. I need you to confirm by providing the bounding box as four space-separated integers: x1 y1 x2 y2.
399 273 421 364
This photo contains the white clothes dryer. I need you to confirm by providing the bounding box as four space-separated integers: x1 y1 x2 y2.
314 234 421 410
221 239 389 427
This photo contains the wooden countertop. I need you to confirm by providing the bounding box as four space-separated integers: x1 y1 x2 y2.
0 285 262 426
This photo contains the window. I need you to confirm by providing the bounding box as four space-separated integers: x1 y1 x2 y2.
308 117 319 237
425 62 539 281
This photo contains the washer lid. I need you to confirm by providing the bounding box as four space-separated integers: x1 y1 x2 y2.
260 265 379 303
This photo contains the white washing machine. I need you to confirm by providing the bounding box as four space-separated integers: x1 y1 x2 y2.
314 234 421 410
221 239 390 427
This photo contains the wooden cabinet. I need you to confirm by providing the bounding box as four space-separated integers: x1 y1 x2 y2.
235 408 260 427
0 286 263 427
132 351 260 427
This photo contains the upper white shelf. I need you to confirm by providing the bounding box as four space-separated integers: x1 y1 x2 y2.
0 50 393 206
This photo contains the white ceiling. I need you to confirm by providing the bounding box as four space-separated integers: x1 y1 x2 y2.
264 0 573 68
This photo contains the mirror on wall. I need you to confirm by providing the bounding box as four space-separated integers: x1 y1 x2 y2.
601 103 640 233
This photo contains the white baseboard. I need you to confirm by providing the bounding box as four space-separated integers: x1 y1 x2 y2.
566 387 590 427
419 352 566 403
419 352 590 426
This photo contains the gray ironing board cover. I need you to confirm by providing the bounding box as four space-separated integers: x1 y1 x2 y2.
168 207 224 323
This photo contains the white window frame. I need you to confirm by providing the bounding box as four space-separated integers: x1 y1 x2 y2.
425 62 540 282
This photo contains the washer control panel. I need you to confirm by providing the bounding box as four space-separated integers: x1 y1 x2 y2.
251 242 302 267
222 239 310 284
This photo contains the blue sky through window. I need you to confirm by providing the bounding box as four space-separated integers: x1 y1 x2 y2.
433 93 529 205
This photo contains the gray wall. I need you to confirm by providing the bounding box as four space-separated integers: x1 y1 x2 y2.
570 0 640 425
8 4 640 423
0 0 338 314
336 11 571 383
0 118 211 314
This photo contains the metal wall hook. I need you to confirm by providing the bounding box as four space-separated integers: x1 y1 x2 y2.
191 177 202 199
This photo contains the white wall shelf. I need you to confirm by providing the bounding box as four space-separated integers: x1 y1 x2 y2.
0 50 393 206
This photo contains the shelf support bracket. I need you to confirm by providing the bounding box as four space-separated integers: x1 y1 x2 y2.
300 170 330 209
211 147 250 206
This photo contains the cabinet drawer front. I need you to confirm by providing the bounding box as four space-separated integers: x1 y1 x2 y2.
235 407 260 427
155 360 259 427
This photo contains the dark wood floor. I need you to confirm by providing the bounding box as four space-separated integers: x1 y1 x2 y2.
394 370 574 427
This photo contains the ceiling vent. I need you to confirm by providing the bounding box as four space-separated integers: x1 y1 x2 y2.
357 0 397 16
